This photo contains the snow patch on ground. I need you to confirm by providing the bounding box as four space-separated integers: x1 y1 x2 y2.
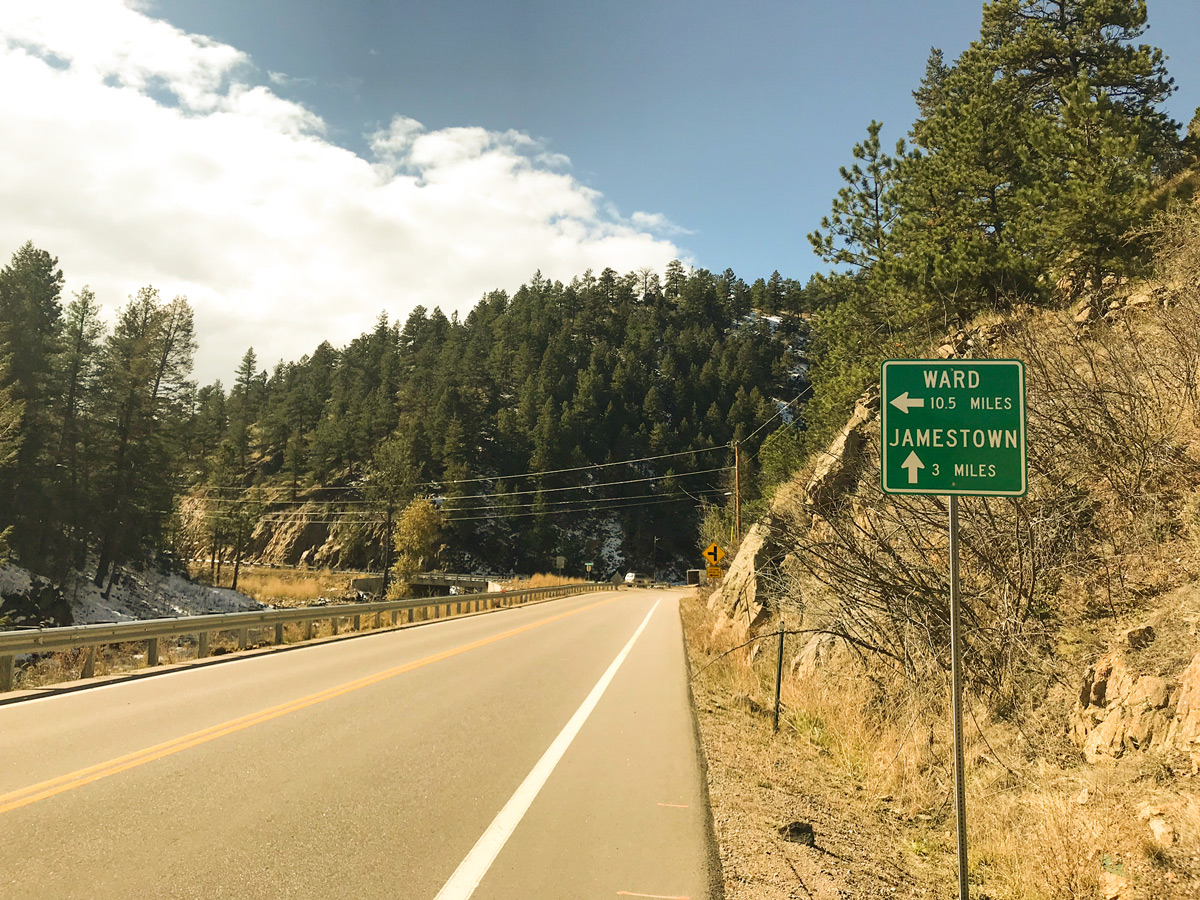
0 565 32 597
63 567 264 624
595 517 626 578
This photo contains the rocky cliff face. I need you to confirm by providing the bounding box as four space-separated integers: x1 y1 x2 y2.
707 385 880 644
180 496 385 570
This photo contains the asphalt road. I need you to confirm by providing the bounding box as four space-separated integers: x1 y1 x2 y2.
0 588 722 899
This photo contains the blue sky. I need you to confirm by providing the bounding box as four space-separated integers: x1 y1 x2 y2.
1 1 1196 382
148 0 1200 282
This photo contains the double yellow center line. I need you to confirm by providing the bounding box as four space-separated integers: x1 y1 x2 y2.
0 594 620 815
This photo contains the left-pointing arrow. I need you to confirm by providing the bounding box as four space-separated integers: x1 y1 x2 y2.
901 451 925 484
890 392 925 414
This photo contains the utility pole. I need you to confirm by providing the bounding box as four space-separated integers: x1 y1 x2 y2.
733 441 742 540
382 501 393 598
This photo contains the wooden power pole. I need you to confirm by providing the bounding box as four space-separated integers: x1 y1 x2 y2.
734 441 742 540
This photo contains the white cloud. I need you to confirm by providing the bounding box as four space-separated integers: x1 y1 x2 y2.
0 0 683 383
629 211 695 237
267 69 315 88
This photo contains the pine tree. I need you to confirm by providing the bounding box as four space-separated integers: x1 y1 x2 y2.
890 0 1179 313
0 344 23 561
0 242 64 565
93 289 197 587
366 434 422 594
227 347 259 471
807 121 903 270
53 287 106 566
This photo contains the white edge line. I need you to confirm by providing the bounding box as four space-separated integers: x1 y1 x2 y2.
433 598 662 900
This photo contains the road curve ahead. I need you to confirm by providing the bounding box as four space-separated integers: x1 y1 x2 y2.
0 588 721 899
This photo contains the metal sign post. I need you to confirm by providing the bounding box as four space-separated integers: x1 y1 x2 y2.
881 359 1028 900
948 494 968 900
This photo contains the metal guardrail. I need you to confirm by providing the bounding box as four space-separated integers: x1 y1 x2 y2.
0 582 615 693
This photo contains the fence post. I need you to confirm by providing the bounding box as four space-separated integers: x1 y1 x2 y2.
773 620 785 733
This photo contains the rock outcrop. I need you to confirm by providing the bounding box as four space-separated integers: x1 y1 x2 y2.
1165 652 1200 770
803 386 879 516
707 522 774 643
0 566 71 627
1072 648 1176 762
1070 636 1200 770
707 386 881 641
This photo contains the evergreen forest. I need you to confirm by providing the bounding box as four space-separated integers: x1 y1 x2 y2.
0 251 809 587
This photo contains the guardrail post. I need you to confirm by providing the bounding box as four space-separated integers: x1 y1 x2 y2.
238 628 248 650
1 655 14 692
374 611 381 629
332 617 340 635
82 645 96 679
305 620 314 641
353 614 361 631
274 623 284 645
198 631 210 658
408 608 414 623
146 638 160 667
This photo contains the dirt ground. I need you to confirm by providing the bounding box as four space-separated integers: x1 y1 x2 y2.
681 590 956 900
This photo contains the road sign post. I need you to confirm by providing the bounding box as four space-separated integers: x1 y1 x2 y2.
881 359 1027 900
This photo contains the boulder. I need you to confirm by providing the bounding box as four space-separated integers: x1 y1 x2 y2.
1125 624 1156 649
1148 817 1175 846
0 566 71 627
1099 870 1129 900
790 631 859 682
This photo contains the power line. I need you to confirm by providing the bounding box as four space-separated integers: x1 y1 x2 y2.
441 494 706 523
194 445 729 495
242 491 719 527
742 389 806 445
199 466 731 507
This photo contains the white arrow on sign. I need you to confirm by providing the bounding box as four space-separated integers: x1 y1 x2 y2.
901 451 925 484
890 392 925 414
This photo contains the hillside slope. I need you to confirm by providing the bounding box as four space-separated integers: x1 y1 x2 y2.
691 202 1200 900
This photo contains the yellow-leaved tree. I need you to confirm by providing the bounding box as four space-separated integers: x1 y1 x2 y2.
388 497 444 599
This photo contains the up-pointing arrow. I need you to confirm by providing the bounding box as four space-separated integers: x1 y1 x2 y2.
890 392 925 414
901 451 925 484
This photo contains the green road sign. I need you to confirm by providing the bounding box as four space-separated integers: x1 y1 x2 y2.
881 359 1027 496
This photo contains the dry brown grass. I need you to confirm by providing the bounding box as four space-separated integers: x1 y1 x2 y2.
188 564 363 605
683 590 1200 900
501 572 587 589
